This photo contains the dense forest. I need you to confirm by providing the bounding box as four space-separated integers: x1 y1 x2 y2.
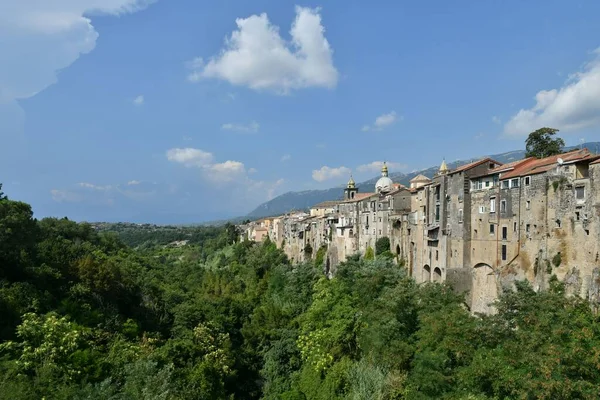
2 185 600 399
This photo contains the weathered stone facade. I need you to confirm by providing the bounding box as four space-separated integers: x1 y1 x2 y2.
240 150 600 314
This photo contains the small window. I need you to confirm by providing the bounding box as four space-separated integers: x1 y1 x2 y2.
524 176 531 186
490 197 496 213
576 212 580 221
501 245 507 261
526 224 531 233
511 178 520 188
436 250 439 261
513 222 517 232
479 206 486 214
526 200 531 210
485 180 490 187
500 200 507 213
556 219 561 228
458 209 463 223
490 224 495 235
501 180 509 189
379 230 382 235
576 186 585 200
502 226 507 240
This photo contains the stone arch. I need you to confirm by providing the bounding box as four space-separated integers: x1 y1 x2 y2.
423 264 431 282
471 263 498 314
433 267 442 282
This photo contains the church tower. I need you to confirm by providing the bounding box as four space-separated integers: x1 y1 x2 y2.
344 175 358 200
438 158 449 175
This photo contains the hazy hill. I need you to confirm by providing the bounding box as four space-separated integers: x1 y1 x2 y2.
246 143 599 219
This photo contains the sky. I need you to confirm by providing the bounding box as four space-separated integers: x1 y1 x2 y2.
2 0 600 223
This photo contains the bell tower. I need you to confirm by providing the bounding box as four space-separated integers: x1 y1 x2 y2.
344 175 358 200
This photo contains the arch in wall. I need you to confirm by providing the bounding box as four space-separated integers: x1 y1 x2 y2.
396 244 401 255
471 263 498 315
433 267 442 282
423 264 431 283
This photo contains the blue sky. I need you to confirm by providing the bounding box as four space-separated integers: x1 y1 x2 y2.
2 0 600 223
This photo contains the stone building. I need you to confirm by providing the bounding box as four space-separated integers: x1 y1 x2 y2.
239 148 600 314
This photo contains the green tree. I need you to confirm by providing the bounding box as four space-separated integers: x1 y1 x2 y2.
364 247 375 261
525 127 565 158
375 237 391 256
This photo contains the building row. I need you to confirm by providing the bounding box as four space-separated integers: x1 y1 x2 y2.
239 149 600 313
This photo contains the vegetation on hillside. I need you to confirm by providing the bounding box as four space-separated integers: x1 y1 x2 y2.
1 187 600 399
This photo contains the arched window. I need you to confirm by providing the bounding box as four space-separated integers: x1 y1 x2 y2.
433 267 442 282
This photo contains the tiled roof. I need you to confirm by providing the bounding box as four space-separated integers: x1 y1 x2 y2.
311 200 341 208
410 174 431 182
342 192 376 203
500 149 593 179
450 157 502 174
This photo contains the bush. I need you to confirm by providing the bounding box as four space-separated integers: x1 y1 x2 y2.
375 237 390 255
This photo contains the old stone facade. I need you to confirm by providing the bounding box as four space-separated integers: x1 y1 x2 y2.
240 151 600 313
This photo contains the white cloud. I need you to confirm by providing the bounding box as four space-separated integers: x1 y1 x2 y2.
248 167 258 174
267 178 285 200
166 148 214 167
50 189 83 203
204 160 247 182
127 180 141 185
362 111 401 131
187 6 338 94
312 165 351 182
492 116 501 124
78 182 112 191
504 48 600 136
221 121 259 133
281 154 291 162
356 161 407 173
0 0 154 133
133 95 144 105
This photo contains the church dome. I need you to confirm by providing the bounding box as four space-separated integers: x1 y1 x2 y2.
375 162 394 193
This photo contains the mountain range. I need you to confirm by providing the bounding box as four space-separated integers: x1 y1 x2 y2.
245 142 600 220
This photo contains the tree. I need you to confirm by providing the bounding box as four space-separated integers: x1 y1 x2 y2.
364 247 375 261
375 237 390 255
0 183 5 200
525 127 565 159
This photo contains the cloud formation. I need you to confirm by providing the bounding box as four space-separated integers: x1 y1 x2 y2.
133 95 144 106
312 165 351 182
356 161 407 173
188 6 338 94
504 48 600 136
0 0 153 133
362 111 401 131
221 121 259 133
280 154 291 162
166 148 214 167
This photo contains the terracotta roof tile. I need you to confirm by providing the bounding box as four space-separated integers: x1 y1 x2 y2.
450 157 502 174
500 149 592 179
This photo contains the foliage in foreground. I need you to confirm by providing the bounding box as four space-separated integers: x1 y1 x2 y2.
1 190 600 399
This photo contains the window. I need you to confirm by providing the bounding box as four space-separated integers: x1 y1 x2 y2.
477 180 483 190
576 212 580 221
490 197 496 213
501 180 509 189
513 222 517 232
502 226 507 240
458 209 463 223
485 180 491 187
526 224 531 233
500 200 507 213
556 219 561 228
436 250 439 261
474 229 478 236
479 206 486 214
501 245 507 261
511 178 520 188
576 186 585 200
524 176 531 186
490 224 495 235
379 230 382 235
435 204 440 222
526 200 531 210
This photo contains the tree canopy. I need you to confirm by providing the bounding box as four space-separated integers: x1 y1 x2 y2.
1 185 600 399
525 127 565 158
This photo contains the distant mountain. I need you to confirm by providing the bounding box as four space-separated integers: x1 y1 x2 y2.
246 143 600 219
